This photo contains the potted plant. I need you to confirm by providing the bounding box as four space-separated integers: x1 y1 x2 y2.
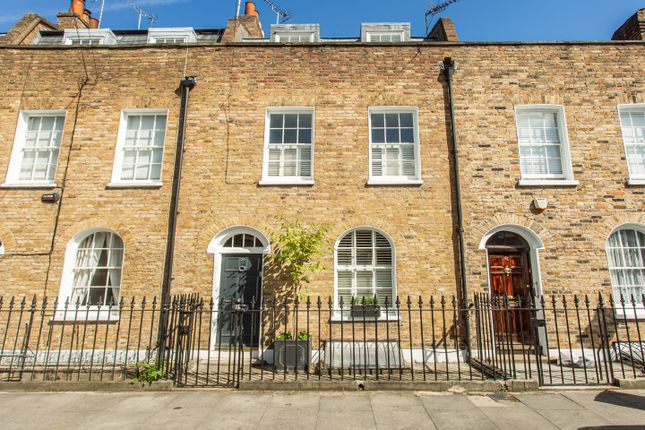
274 331 311 372
350 296 381 319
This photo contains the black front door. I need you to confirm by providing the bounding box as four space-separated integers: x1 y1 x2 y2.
217 254 262 347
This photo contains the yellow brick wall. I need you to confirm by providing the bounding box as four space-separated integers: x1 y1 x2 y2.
0 42 643 304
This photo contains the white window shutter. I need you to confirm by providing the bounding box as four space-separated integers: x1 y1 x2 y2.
264 110 313 181
335 229 395 310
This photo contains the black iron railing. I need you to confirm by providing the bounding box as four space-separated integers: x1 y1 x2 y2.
1 293 644 387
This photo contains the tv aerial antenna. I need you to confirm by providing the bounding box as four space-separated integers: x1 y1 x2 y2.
263 0 292 24
90 0 106 28
91 0 158 29
130 1 158 30
425 0 463 34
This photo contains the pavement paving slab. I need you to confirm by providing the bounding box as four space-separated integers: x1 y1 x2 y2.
514 393 586 410
561 390 645 426
317 393 377 430
1 389 645 429
419 393 498 430
369 393 436 430
255 393 320 430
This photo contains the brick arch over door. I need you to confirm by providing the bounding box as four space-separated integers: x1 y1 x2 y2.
478 224 545 301
471 215 552 250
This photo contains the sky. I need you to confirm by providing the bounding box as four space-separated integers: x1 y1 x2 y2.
0 0 643 41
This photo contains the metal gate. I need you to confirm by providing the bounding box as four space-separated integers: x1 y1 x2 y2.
161 295 249 387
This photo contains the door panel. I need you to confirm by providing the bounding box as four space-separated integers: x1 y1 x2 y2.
217 254 262 347
488 252 534 343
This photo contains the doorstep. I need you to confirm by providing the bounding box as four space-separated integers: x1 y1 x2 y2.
0 380 174 392
613 378 645 389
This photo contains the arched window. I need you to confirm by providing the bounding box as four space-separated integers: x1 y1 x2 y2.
606 227 645 302
335 228 395 307
0 239 4 256
223 233 264 249
69 230 124 306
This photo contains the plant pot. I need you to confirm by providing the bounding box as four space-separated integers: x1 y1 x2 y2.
351 305 381 319
274 339 311 372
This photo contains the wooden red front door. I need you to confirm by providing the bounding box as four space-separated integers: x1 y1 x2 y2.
488 252 534 343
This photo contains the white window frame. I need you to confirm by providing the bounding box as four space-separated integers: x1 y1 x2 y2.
108 109 168 188
515 105 578 187
147 28 197 44
605 223 645 319
333 227 398 321
365 32 404 42
56 228 124 321
0 240 4 257
63 29 116 46
2 110 66 189
367 106 423 185
259 107 315 186
618 104 645 185
361 23 410 43
270 24 320 43
273 32 315 43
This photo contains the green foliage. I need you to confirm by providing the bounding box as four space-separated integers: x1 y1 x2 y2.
267 218 329 296
132 361 163 386
276 331 310 341
354 296 377 306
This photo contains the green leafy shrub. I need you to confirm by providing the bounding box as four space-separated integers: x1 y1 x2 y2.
276 331 310 341
354 296 377 306
267 218 329 298
132 361 163 386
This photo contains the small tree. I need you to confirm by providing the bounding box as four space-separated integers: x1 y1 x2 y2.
267 218 329 299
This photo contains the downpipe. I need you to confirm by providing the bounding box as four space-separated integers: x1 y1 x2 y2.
157 76 197 366
440 57 472 361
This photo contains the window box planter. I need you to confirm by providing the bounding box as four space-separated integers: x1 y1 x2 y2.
274 339 311 372
350 305 381 320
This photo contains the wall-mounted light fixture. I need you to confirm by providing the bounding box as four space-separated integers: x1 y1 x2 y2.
41 193 61 203
532 197 548 214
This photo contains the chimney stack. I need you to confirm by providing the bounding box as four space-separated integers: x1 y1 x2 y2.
221 1 264 42
612 9 645 40
70 0 85 16
58 0 92 29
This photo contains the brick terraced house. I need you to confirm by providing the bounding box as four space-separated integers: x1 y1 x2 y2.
0 1 643 388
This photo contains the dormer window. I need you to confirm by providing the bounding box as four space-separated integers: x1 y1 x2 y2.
361 23 410 42
63 29 116 46
148 28 197 44
271 24 320 43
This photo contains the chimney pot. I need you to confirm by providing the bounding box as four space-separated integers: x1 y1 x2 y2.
245 1 259 17
70 0 85 16
89 17 99 29
83 9 92 24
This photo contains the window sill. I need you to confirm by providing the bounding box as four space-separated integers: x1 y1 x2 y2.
258 179 315 186
614 308 645 320
330 314 401 323
627 179 645 187
367 179 424 186
106 182 163 189
0 182 57 189
517 179 579 187
52 310 120 323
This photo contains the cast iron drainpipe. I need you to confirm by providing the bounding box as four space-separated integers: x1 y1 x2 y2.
441 57 472 360
157 77 196 359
